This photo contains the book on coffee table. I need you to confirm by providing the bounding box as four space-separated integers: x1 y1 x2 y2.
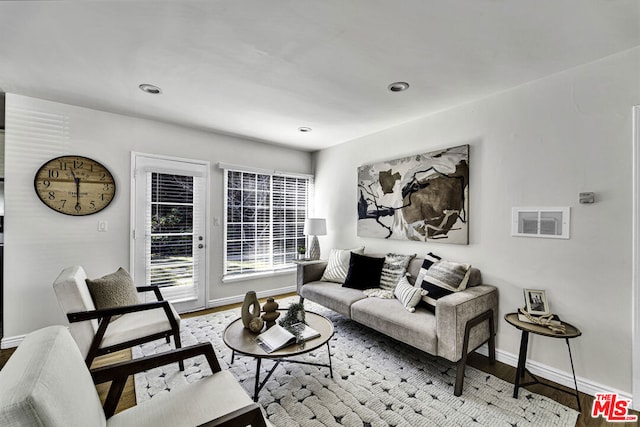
256 323 320 353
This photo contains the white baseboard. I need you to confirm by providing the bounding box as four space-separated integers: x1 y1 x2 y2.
207 285 297 308
475 344 632 401
1 334 26 349
1 288 298 349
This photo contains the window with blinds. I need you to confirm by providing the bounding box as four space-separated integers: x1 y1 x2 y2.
224 168 310 278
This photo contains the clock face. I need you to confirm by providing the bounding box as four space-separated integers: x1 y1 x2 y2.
34 155 116 216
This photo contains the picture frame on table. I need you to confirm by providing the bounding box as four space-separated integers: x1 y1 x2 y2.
523 289 550 315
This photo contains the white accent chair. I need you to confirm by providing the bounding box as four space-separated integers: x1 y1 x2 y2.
0 325 270 426
53 266 183 369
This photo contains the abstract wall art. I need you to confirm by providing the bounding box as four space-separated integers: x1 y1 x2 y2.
357 144 469 244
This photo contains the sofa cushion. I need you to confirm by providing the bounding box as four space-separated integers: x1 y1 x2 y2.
107 370 259 427
350 298 438 355
0 326 107 427
379 253 416 291
343 252 385 290
86 267 140 312
321 247 365 283
299 281 367 318
394 276 426 312
100 305 180 349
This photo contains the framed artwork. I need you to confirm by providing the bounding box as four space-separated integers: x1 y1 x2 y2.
357 144 469 244
523 289 550 315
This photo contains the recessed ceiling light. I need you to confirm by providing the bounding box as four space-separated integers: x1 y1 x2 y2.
139 83 162 94
298 127 312 133
387 81 410 92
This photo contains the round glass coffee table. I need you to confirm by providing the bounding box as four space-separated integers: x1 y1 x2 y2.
223 311 334 401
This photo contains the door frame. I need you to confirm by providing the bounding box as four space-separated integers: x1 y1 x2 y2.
130 151 211 313
632 105 640 410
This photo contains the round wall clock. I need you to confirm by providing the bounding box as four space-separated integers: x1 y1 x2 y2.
34 155 116 216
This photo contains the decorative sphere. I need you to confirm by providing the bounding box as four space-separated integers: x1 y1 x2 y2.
248 317 264 333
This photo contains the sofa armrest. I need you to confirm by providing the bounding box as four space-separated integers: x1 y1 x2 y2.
435 285 498 362
296 261 328 294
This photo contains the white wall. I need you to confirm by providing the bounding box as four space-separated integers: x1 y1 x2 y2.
2 94 311 343
313 47 640 394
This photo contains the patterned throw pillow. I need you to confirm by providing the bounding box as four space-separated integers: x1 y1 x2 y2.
415 254 472 311
321 247 365 283
414 252 441 288
379 253 416 291
394 276 426 312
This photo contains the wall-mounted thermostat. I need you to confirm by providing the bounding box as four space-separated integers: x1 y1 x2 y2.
579 192 595 204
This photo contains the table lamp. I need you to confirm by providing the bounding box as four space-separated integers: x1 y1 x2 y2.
304 218 327 260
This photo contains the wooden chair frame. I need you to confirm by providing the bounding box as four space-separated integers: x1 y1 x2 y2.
66 285 182 370
91 342 268 427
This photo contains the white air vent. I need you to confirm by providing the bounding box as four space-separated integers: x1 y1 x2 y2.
512 207 570 239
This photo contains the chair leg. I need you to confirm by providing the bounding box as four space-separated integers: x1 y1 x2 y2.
174 333 184 371
488 319 496 365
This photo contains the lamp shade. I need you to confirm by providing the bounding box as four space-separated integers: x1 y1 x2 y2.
304 218 327 236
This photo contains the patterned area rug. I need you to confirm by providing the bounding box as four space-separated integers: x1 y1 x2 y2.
133 297 578 427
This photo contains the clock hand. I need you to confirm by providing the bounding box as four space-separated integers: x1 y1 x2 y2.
71 171 81 212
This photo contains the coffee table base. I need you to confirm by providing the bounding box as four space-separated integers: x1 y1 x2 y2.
231 341 334 402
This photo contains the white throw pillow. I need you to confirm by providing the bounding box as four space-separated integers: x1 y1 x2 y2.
394 276 426 312
321 247 365 283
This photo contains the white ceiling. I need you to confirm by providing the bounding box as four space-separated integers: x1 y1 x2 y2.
0 1 638 151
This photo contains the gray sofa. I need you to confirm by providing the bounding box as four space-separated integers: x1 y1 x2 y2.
297 254 498 396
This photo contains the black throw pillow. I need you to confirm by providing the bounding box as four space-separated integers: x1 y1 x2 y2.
342 252 385 290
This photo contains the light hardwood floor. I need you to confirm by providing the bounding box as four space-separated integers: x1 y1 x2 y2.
1 295 637 427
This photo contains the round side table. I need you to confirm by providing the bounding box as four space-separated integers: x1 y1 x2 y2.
504 312 582 411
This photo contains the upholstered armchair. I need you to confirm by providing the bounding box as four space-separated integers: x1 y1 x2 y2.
0 326 270 427
53 266 183 369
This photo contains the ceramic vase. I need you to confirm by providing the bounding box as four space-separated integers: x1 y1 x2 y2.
248 317 264 334
241 291 261 329
261 297 280 329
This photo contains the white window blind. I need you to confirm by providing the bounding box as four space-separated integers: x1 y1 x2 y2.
145 171 204 301
224 168 311 278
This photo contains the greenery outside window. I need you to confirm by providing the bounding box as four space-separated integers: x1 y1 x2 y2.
224 167 311 279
